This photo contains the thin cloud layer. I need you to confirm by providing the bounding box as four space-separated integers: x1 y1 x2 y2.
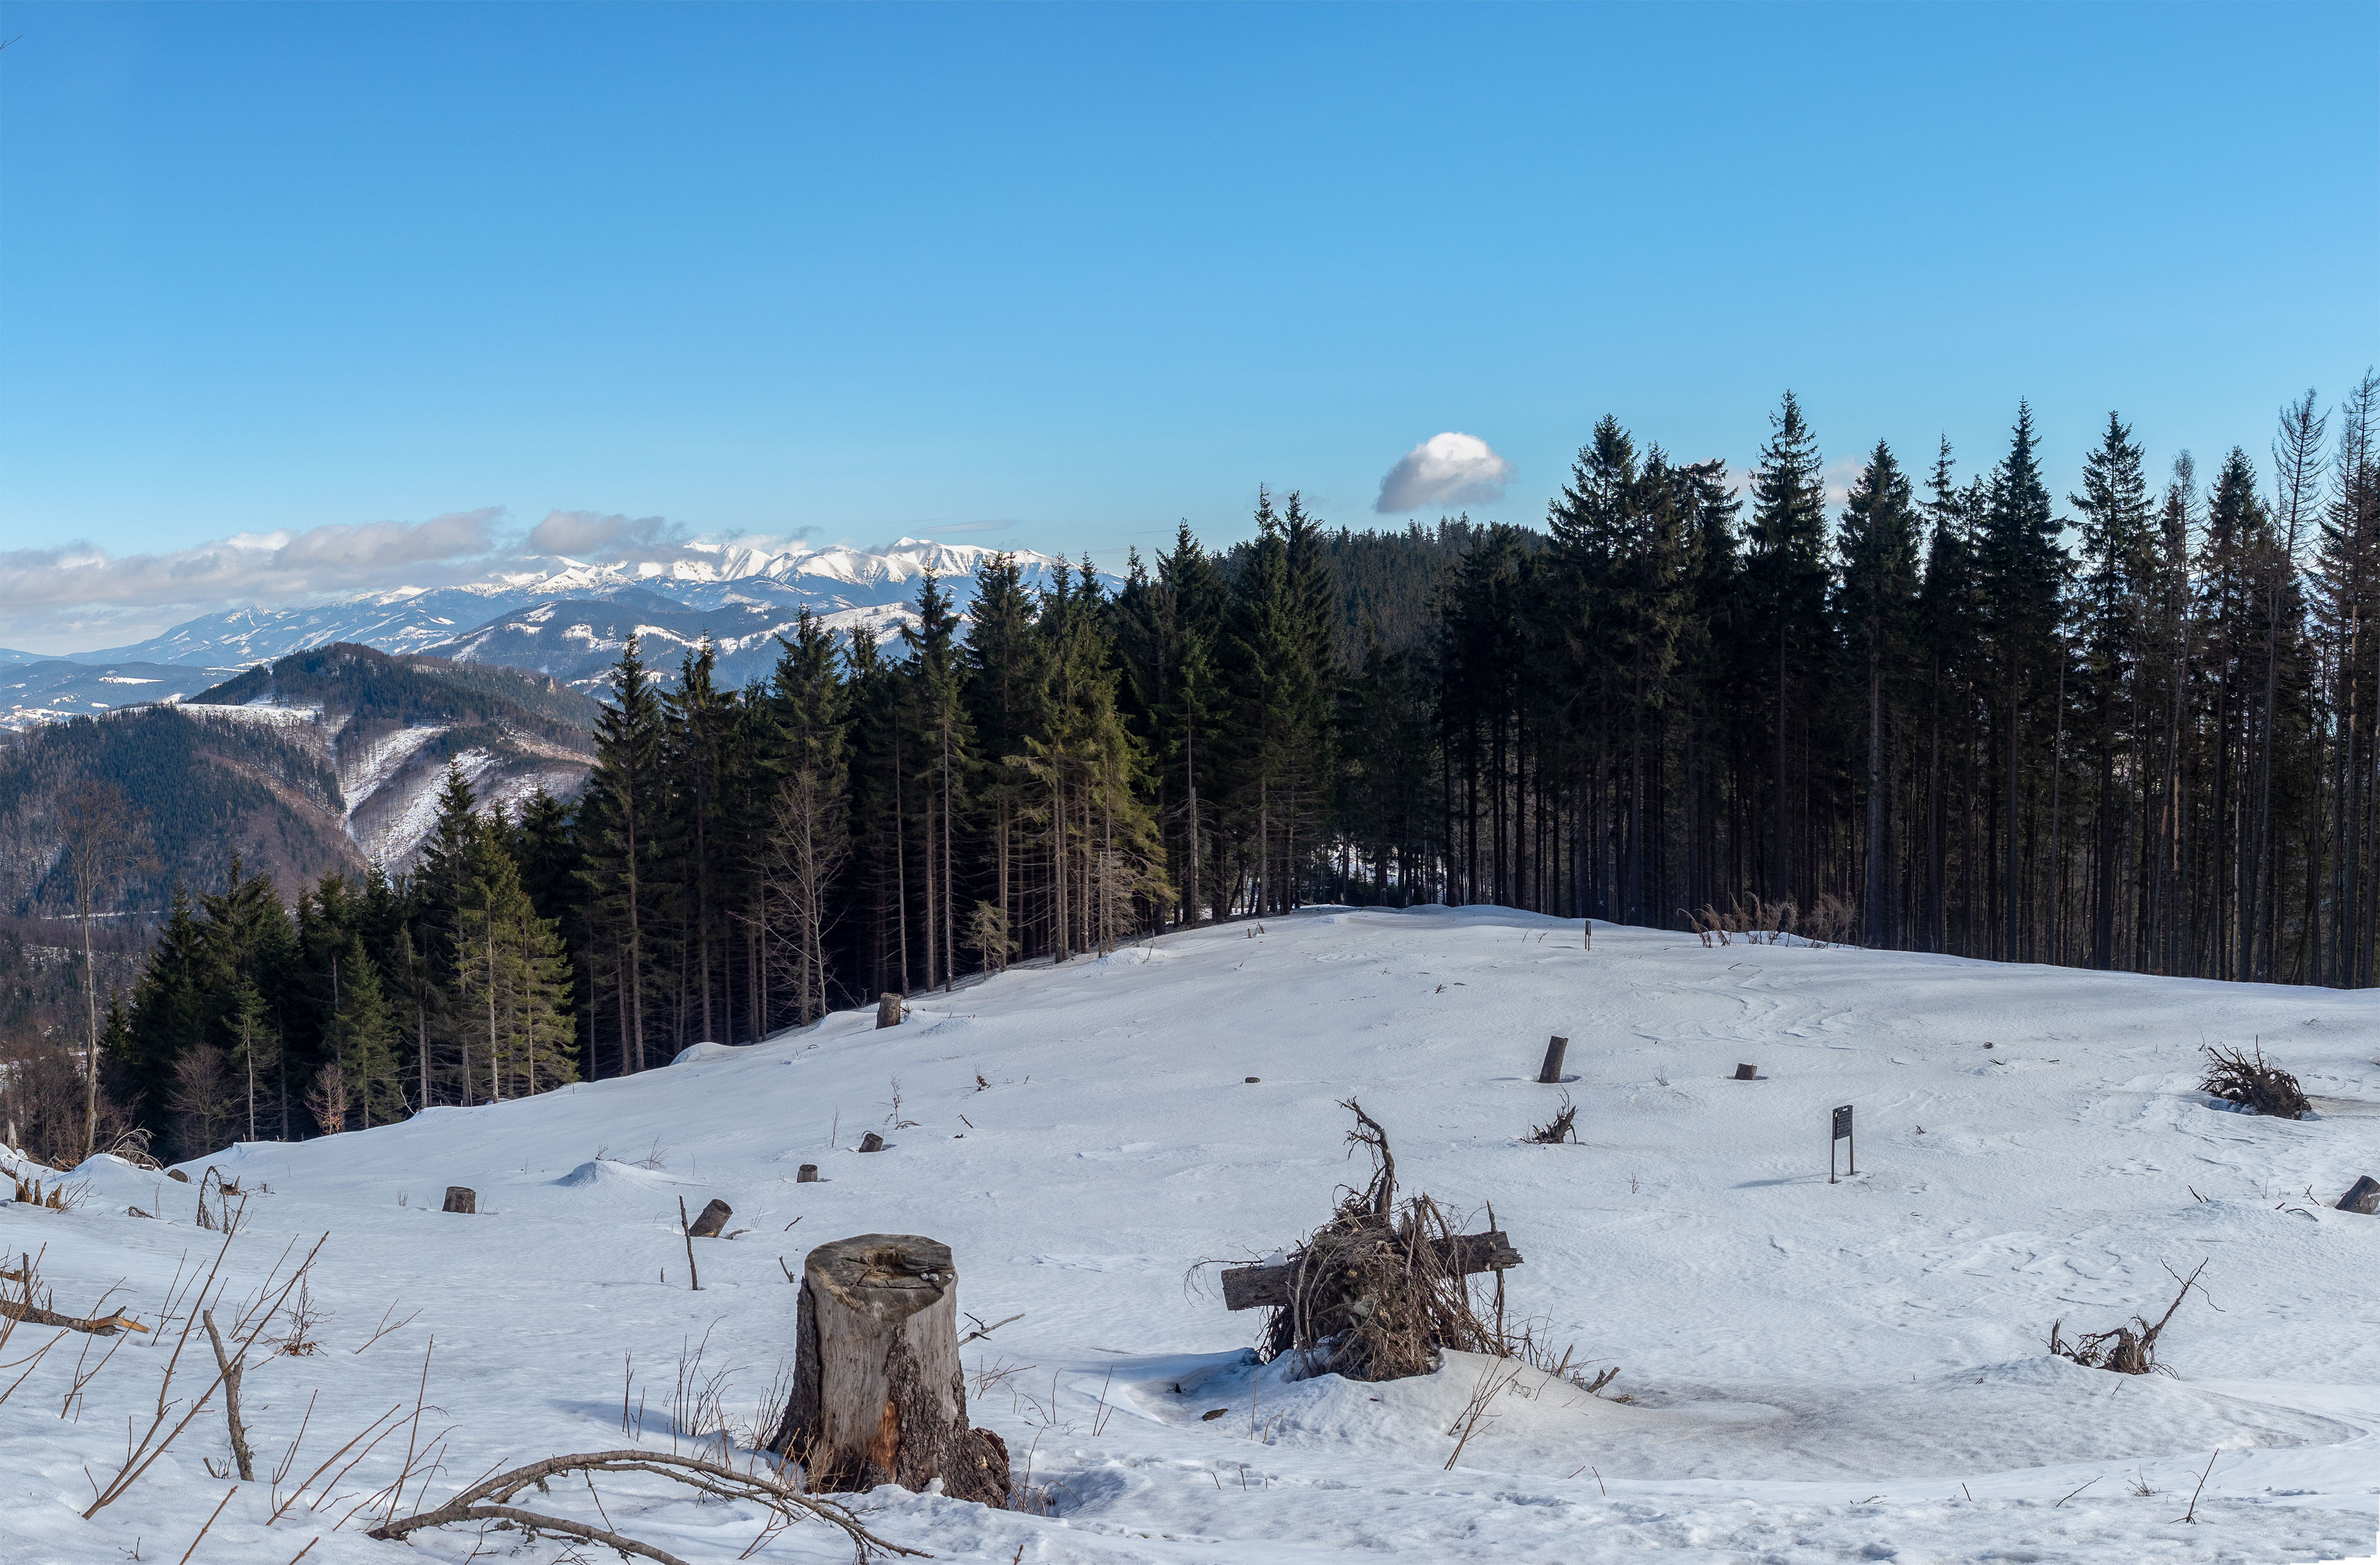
0 509 506 648
0 509 504 611
1374 432 1515 514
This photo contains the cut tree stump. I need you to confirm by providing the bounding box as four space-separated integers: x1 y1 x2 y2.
1734 1064 1758 1081
1537 1036 1569 1084
857 1132 886 1154
1220 1230 1523 1312
442 1186 476 1214
876 993 905 1029
767 1233 1010 1506
797 1164 820 1183
687 1198 733 1238
2339 1175 2380 1215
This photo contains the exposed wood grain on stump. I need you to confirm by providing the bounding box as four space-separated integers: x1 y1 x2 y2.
768 1233 1008 1506
442 1186 476 1214
1220 1230 1523 1311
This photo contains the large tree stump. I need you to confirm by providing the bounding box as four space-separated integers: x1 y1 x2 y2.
2339 1175 2380 1215
687 1199 733 1238
769 1234 1008 1506
442 1187 476 1214
876 993 905 1029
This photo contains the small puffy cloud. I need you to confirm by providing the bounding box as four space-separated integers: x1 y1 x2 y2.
1373 432 1515 514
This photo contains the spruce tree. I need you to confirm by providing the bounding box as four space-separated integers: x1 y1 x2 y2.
580 637 667 1073
1834 440 1919 946
1743 392 1831 899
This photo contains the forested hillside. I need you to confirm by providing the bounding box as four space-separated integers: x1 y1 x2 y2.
43 378 2380 1170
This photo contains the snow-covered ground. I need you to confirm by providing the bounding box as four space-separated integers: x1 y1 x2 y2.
6 906 2379 1564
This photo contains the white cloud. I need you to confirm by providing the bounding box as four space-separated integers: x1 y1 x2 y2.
1373 432 1515 515
526 509 689 558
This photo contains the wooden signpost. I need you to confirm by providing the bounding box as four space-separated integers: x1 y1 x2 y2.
1830 1104 1855 1184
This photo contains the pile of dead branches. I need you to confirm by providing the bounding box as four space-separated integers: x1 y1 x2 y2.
2048 1261 2212 1375
2200 1043 2311 1119
1258 1101 1507 1382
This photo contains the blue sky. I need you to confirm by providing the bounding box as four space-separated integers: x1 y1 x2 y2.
1 2 2374 649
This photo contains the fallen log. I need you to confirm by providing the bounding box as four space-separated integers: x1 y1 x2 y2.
0 1297 147 1336
1220 1230 1523 1312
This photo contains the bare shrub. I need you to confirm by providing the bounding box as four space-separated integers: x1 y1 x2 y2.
2199 1043 2311 1119
1799 891 1858 947
302 1064 348 1136
169 1046 238 1162
2049 1261 2213 1375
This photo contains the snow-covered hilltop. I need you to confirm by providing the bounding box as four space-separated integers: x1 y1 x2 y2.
6 907 2378 1563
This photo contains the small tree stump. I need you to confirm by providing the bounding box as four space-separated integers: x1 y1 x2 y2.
687 1198 733 1238
876 993 905 1029
2338 1175 2380 1215
857 1132 886 1154
768 1233 1009 1505
1734 1063 1758 1081
1537 1036 1569 1084
441 1186 476 1214
797 1163 820 1183
165 1169 191 1184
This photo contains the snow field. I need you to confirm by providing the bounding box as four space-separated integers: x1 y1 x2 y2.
3 905 2379 1563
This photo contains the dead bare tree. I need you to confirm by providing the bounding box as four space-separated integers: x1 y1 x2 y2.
56 780 148 1157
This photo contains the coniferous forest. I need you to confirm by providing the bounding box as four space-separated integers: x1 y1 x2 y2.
53 380 2380 1164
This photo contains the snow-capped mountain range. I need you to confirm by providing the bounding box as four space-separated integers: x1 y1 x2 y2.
32 537 1106 689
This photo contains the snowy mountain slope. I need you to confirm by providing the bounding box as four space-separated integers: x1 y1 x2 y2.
66 540 1100 672
184 644 598 870
6 907 2379 1564
0 659 244 733
419 588 922 694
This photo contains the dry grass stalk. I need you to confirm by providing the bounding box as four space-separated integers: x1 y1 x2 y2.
366 1450 925 1563
82 1229 326 1517
2048 1261 2214 1375
2198 1043 2311 1119
1680 893 1858 948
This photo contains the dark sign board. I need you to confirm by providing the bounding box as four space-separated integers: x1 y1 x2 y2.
1830 1104 1856 1183
1832 1105 1853 1140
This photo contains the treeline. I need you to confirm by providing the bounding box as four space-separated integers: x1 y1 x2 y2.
1409 380 2380 983
74 376 2380 1161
